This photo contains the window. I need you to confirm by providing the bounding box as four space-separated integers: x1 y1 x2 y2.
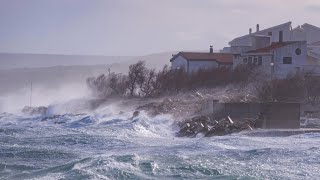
253 57 258 64
248 57 253 64
279 31 283 42
258 56 262 65
295 48 302 55
243 57 248 64
268 32 272 36
283 57 292 64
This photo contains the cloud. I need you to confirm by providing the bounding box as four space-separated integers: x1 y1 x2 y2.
1 0 319 56
177 31 203 41
305 5 320 12
305 0 320 12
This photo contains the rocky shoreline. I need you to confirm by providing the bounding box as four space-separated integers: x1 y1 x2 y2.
20 89 260 137
176 115 254 137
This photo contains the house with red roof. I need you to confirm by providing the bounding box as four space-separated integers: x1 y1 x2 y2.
170 46 233 74
170 22 320 78
226 22 320 78
233 39 309 78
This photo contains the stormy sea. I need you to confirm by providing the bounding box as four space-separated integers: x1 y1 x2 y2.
1 103 320 180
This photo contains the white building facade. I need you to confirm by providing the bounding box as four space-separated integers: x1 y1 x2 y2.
233 41 312 78
170 51 233 74
227 22 320 78
308 41 320 63
222 22 320 56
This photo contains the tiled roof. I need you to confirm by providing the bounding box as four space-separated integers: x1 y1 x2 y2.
246 42 298 53
170 52 233 64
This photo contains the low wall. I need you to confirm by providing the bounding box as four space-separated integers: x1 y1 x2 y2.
212 102 300 129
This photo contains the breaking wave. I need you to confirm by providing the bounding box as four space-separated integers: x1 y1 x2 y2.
1 103 320 179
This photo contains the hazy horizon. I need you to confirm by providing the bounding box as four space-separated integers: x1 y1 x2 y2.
1 0 320 56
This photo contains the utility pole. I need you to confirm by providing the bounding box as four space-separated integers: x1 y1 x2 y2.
270 61 275 101
30 81 33 107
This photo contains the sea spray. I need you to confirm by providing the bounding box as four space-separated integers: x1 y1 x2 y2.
1 103 320 179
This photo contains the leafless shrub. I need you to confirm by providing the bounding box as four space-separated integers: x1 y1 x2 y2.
151 65 172 96
87 60 320 105
256 73 306 102
87 63 247 99
305 73 320 104
86 74 111 98
171 68 189 92
232 65 254 83
109 72 128 96
128 61 147 96
187 67 231 88
139 68 157 97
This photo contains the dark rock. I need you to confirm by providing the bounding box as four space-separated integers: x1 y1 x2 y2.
54 121 66 124
119 111 125 115
22 106 48 116
129 111 140 120
136 98 175 117
41 114 64 121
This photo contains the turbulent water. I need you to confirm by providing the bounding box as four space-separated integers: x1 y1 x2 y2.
1 105 320 180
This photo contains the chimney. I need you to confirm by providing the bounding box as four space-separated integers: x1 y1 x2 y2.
256 24 260 32
210 45 213 53
249 28 252 34
279 31 283 42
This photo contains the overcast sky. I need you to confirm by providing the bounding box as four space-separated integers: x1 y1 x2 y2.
0 0 319 56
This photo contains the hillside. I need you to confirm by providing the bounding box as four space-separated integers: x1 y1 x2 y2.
0 52 175 95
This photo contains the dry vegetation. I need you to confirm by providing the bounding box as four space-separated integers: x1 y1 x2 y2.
87 61 320 110
87 61 254 99
255 72 320 104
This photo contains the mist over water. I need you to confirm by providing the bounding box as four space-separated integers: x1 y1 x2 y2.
0 82 90 114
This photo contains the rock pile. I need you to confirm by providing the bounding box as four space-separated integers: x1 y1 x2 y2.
176 115 254 137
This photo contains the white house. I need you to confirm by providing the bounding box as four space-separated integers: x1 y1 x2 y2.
170 47 233 74
224 22 320 78
170 22 320 79
222 22 320 55
300 24 320 44
308 41 320 63
233 40 310 78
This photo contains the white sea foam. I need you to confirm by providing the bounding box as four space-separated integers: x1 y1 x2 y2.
1 102 320 179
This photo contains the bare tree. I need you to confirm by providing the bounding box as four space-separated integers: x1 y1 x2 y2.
86 74 110 98
146 65 171 96
140 68 156 97
109 72 128 96
127 61 147 96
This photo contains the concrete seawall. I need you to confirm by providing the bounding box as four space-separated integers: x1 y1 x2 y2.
202 102 301 129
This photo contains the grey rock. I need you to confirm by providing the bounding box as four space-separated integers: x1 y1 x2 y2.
22 106 48 116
